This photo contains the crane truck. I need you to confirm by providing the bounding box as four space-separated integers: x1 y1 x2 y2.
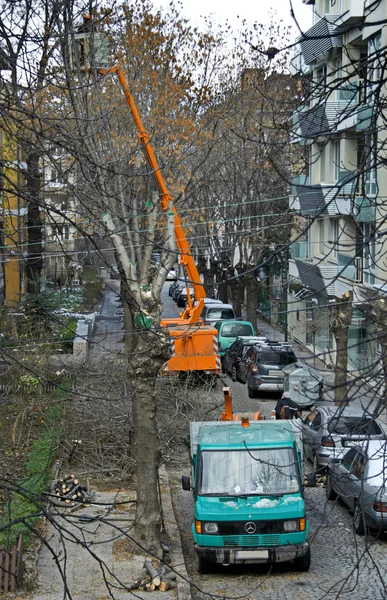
72 23 220 378
182 388 311 573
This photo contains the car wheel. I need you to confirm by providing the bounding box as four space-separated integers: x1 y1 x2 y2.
196 555 212 574
248 386 257 399
221 359 226 374
293 546 311 572
326 474 337 501
354 503 365 536
231 365 237 382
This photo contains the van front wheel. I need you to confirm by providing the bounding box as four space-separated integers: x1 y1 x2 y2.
293 547 311 572
196 555 212 574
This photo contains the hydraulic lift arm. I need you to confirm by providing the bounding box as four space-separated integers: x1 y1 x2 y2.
98 65 206 324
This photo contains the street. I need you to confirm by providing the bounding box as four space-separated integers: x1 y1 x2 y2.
161 283 387 600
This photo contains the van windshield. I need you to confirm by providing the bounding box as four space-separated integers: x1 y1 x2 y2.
199 447 300 496
221 323 253 337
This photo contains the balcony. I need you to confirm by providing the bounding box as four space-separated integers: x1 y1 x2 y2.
353 196 376 222
299 15 343 65
333 0 365 31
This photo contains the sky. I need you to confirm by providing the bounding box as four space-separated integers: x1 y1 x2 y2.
156 0 313 37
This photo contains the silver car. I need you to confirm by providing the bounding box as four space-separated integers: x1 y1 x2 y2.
302 405 385 471
326 440 387 534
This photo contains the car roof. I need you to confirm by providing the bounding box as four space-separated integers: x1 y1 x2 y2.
217 320 253 327
206 303 233 309
236 335 268 344
319 406 374 418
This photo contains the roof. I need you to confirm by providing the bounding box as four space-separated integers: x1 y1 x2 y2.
235 335 268 345
320 406 373 418
198 422 296 449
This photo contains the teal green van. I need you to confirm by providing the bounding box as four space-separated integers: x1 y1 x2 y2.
183 419 310 573
214 320 255 356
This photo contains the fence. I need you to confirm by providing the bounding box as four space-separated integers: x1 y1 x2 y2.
0 535 24 592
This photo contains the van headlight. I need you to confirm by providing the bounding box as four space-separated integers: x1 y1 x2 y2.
283 520 298 532
203 522 219 534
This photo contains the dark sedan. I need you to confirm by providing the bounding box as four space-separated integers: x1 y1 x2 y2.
222 336 268 380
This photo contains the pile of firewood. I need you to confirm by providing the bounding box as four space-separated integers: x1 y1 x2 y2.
47 474 92 506
129 559 177 592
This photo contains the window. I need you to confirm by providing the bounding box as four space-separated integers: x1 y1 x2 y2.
368 34 382 87
332 219 339 259
319 144 326 182
342 448 358 471
310 412 321 429
333 140 340 181
199 447 300 496
362 222 376 272
316 65 327 85
318 219 325 255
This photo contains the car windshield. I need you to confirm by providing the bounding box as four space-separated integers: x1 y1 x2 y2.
328 416 383 436
208 308 234 320
199 448 300 496
221 324 253 337
258 351 296 366
365 454 387 486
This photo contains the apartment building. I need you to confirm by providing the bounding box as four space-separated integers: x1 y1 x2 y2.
288 0 386 373
43 145 80 286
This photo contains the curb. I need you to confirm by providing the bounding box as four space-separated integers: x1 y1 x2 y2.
159 465 191 600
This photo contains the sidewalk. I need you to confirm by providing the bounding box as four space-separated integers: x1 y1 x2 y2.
31 280 191 600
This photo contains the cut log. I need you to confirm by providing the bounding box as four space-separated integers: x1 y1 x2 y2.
144 559 160 581
159 580 177 592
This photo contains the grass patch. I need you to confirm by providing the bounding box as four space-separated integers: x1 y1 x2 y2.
59 317 77 353
0 384 67 549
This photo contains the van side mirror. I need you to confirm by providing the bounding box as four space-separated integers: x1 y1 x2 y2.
182 475 191 491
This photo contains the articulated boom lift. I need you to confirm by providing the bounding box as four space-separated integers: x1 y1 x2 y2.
73 28 220 377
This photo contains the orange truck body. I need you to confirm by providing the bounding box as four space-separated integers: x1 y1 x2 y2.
97 64 220 376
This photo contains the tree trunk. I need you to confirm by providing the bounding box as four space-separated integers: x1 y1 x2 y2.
130 325 170 555
245 273 258 333
330 291 353 406
26 151 43 296
370 299 387 408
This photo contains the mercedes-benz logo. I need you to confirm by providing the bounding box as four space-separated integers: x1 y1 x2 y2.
245 521 256 534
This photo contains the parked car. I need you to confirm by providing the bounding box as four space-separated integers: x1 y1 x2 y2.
238 341 297 397
201 303 235 324
222 336 268 380
302 405 385 472
326 440 387 534
166 268 177 281
213 320 255 357
176 287 194 307
169 279 180 297
190 297 222 308
172 282 186 302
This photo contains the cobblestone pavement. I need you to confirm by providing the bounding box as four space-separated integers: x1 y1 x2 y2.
162 285 387 600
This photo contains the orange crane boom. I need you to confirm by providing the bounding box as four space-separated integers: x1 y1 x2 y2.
92 63 220 376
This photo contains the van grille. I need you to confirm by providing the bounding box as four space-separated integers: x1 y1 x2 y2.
223 535 281 547
217 520 283 535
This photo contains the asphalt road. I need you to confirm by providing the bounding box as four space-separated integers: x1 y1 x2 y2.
161 282 387 600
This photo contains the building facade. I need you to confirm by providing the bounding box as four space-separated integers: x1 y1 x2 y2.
288 0 386 373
